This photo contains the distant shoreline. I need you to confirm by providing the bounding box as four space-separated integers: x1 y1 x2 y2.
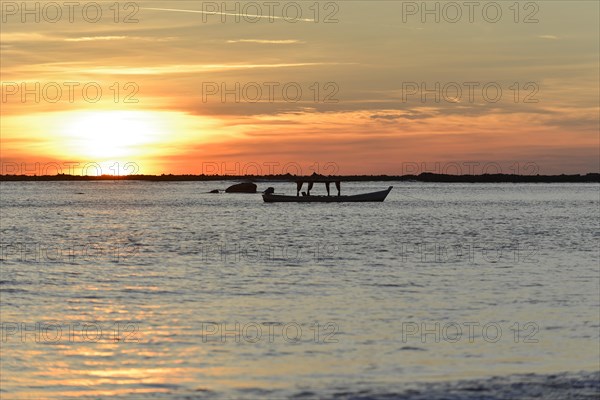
1 173 598 183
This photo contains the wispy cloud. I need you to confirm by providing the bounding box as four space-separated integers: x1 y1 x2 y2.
227 39 304 44
0 33 169 43
85 62 339 75
538 35 559 40
141 7 315 22
0 32 54 42
65 36 128 42
370 112 433 121
3 61 354 77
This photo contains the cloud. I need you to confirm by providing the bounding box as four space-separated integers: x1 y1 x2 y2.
227 39 304 44
141 7 315 22
83 62 344 75
370 112 433 121
0 32 55 42
0 33 173 44
538 35 559 40
65 36 128 42
370 114 402 120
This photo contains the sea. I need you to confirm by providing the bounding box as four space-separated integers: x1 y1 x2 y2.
1 181 599 399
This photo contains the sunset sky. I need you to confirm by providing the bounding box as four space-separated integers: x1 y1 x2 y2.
1 1 598 175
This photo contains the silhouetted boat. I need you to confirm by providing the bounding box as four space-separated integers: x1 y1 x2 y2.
263 186 393 202
262 178 393 203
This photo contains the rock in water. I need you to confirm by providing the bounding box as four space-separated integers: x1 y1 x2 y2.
209 189 219 193
225 182 257 193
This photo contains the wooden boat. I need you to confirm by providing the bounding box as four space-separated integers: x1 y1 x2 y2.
262 186 393 203
263 186 393 202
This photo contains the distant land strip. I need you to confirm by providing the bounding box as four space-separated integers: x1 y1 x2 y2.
1 173 599 183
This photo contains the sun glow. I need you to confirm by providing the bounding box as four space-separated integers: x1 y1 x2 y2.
1 108 226 175
62 111 167 159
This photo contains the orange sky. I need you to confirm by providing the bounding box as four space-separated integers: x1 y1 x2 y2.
1 1 599 175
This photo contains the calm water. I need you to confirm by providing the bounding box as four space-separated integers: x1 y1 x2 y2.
1 181 599 399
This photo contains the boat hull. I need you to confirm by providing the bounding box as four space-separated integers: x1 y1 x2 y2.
262 186 393 203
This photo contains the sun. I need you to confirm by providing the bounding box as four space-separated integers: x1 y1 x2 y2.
62 110 166 159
